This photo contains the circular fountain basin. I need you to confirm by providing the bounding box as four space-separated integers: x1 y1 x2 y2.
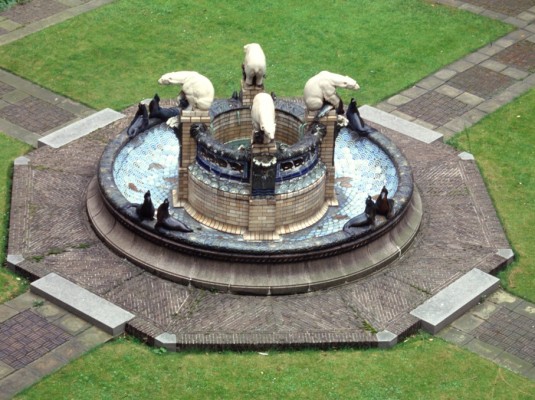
90 99 421 294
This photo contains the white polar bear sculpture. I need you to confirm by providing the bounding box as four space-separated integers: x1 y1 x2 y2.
303 71 360 111
243 43 266 87
251 93 276 144
158 71 214 111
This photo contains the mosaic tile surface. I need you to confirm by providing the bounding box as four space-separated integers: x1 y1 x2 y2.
113 126 398 243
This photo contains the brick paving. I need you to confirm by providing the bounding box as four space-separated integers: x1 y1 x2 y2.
493 40 535 72
0 0 534 397
447 65 516 99
1 0 68 26
397 91 472 126
0 292 112 399
461 0 535 17
7 116 509 346
472 307 535 363
0 81 14 97
0 97 76 134
382 1 535 139
0 309 71 369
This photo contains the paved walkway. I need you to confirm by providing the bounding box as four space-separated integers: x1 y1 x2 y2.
0 292 112 400
0 0 534 398
379 0 535 140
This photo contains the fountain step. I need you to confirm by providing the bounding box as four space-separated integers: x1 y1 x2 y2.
38 108 125 148
30 273 135 336
410 268 499 334
359 105 443 144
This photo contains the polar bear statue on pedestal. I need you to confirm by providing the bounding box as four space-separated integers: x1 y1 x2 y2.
251 93 276 144
158 71 214 111
303 71 360 112
243 43 266 87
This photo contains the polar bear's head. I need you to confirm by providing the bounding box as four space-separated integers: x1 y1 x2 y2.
340 76 359 90
319 71 360 90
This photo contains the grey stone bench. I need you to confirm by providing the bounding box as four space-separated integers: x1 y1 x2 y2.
38 108 124 148
410 268 499 334
31 273 134 336
359 105 443 144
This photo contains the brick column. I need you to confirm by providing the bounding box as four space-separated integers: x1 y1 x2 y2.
305 110 339 206
240 79 264 106
173 110 211 207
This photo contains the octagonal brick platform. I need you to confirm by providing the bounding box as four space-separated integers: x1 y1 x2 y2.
7 107 512 349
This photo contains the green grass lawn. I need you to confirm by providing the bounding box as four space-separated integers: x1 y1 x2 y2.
0 0 511 110
448 89 535 302
0 133 31 303
16 334 535 399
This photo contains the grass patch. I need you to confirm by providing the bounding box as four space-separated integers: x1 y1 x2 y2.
448 89 535 302
16 334 535 399
0 133 32 303
0 0 511 110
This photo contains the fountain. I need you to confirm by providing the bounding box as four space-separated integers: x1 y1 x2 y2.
90 44 422 294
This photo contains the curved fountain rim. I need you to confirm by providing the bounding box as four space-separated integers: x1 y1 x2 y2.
95 102 415 264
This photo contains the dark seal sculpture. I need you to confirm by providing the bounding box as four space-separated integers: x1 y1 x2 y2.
148 93 180 121
136 190 155 221
127 103 149 138
375 186 394 218
343 195 377 233
155 199 193 233
346 98 377 137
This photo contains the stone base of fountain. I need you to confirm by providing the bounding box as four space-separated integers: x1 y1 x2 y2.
88 174 422 294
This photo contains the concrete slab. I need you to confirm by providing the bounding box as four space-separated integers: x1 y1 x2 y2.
0 305 19 323
38 108 124 148
0 367 40 400
410 268 499 334
436 326 473 346
155 332 177 352
458 151 475 161
376 330 397 349
359 105 443 144
30 273 134 336
0 360 14 380
13 156 30 166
